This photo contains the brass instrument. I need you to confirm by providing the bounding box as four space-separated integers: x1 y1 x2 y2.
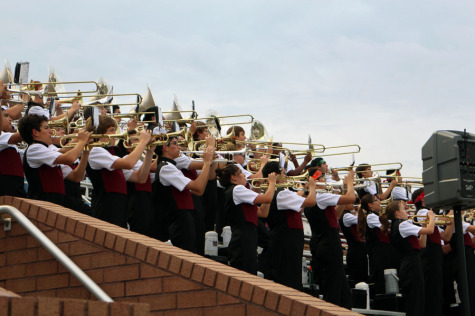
9 81 100 96
246 158 280 171
409 214 454 225
334 162 403 174
59 130 131 148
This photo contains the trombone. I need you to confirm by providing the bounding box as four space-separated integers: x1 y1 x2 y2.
59 130 131 148
408 214 454 225
9 81 100 96
334 162 403 174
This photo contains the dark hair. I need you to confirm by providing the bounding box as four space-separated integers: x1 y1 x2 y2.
18 114 48 145
216 163 241 187
112 105 120 112
412 188 424 210
357 193 376 241
85 115 117 134
227 126 244 138
154 136 177 157
192 121 207 141
142 107 156 122
355 163 370 179
380 200 402 235
262 161 280 178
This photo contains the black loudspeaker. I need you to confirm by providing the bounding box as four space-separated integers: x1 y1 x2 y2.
422 130 475 210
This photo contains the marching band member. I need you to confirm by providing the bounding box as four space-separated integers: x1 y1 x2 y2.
355 163 396 200
0 105 26 197
153 135 215 253
262 161 316 289
219 163 276 275
309 157 340 182
357 193 396 295
18 114 91 206
304 168 355 309
380 200 436 316
86 116 153 228
338 200 368 284
412 188 454 316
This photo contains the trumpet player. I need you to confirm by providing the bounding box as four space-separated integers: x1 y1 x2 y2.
261 161 316 290
380 200 436 316
153 134 215 253
304 169 355 309
18 114 92 207
355 163 396 200
0 105 25 197
86 116 153 228
412 188 454 316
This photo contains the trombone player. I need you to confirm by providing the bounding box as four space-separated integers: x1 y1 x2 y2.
18 114 92 207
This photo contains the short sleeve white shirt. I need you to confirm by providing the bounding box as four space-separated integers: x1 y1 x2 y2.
0 132 16 151
367 213 382 229
316 192 340 210
343 212 358 227
159 162 191 191
364 181 377 195
399 220 422 238
88 147 133 181
175 155 192 170
233 184 259 205
237 163 253 178
277 189 305 212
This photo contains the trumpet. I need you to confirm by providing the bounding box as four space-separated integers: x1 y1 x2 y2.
59 130 131 148
408 214 454 225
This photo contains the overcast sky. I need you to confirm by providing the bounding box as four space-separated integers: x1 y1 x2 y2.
3 1 475 177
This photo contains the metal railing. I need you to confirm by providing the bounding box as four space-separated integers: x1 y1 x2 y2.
0 205 113 302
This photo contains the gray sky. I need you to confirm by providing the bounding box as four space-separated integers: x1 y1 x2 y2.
3 1 475 176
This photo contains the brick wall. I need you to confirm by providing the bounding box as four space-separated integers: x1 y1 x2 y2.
0 196 360 316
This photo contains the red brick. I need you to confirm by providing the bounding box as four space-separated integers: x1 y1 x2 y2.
26 260 58 276
37 297 61 316
157 252 170 270
277 295 294 315
69 240 102 256
290 300 308 316
139 293 177 311
58 231 78 243
140 263 171 278
84 225 96 242
215 272 229 292
0 264 26 280
45 211 57 227
55 213 67 230
114 235 127 253
180 259 194 278
163 276 202 292
11 197 22 211
227 278 242 297
110 302 132 316
305 305 324 316
36 273 69 290
5 277 36 293
90 252 126 268
57 287 91 300
94 229 106 245
168 256 182 274
37 247 54 261
125 240 138 257
2 196 13 206
86 300 109 316
177 290 216 308
191 264 205 283
74 221 87 238
126 278 162 296
104 264 139 282
4 235 27 251
101 281 125 298
217 292 241 305
135 243 148 261
10 296 36 315
103 232 116 250
69 254 92 270
264 291 280 311
37 207 48 222
247 305 280 316
63 299 86 316
162 308 203 316
204 304 246 316
145 247 159 265
252 286 267 305
239 281 254 301
132 302 151 316
6 248 37 265
0 297 9 316
203 269 217 287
